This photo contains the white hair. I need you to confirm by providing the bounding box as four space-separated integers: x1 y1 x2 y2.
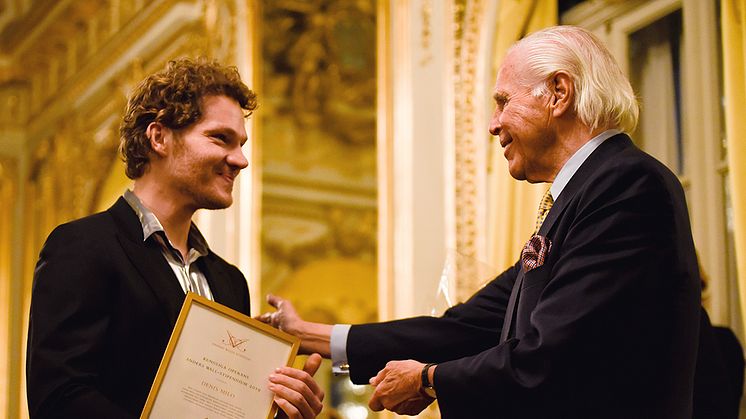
508 25 639 133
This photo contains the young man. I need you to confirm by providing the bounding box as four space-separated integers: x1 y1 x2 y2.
26 58 323 419
262 26 701 418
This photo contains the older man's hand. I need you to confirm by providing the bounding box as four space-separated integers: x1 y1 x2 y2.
257 295 333 357
272 353 325 418
368 360 434 415
258 294 304 336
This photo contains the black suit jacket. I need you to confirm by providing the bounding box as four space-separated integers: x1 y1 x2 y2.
694 308 744 419
347 134 701 418
26 197 250 419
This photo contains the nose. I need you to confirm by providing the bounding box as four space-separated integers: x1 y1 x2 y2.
489 107 501 136
228 144 249 170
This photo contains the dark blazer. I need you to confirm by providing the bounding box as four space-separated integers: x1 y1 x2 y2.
26 197 250 419
694 308 744 419
347 134 701 418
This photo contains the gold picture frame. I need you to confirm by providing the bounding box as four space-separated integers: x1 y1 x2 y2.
141 292 300 419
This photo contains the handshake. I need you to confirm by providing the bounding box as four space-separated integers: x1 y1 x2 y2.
258 294 438 416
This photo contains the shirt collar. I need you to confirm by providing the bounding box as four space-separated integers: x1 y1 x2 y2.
549 129 621 200
122 189 209 256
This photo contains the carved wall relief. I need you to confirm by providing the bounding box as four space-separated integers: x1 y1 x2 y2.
258 1 378 416
258 0 377 310
453 0 490 301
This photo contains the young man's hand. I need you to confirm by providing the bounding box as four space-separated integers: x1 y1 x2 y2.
272 353 325 419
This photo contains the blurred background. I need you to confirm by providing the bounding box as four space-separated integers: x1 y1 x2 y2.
1 0 745 418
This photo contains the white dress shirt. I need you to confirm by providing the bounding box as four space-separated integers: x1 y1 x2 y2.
123 189 214 300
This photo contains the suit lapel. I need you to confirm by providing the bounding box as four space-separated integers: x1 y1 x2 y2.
500 269 525 343
198 255 233 308
538 133 632 237
500 134 633 343
108 197 185 326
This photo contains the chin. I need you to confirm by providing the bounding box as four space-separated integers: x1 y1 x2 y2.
507 167 527 181
212 197 233 209
196 194 233 210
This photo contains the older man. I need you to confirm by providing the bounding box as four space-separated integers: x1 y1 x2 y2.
27 58 324 419
263 26 700 418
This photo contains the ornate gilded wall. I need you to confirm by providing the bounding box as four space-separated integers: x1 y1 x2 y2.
257 1 379 417
452 0 490 301
0 158 16 415
258 0 378 324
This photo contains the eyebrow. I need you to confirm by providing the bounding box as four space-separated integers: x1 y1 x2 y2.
205 127 248 146
493 91 509 103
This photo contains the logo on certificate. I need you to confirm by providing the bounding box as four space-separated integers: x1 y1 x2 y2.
221 330 249 352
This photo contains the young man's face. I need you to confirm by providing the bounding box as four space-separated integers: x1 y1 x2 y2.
167 94 249 210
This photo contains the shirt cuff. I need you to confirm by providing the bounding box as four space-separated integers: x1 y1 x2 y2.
331 324 351 375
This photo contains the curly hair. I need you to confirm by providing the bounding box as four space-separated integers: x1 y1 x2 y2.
119 58 257 179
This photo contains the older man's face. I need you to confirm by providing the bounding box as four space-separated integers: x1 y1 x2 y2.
489 50 557 183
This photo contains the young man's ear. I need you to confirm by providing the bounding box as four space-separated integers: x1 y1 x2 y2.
549 71 574 117
146 122 169 157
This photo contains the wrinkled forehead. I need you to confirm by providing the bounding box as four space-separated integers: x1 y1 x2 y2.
493 49 524 93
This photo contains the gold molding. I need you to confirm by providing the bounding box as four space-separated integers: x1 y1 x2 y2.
1 1 215 141
0 156 17 417
419 0 433 66
453 0 486 300
377 0 394 322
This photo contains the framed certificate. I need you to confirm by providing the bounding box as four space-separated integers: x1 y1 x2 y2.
141 292 300 419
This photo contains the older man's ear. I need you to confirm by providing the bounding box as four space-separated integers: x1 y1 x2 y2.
549 71 574 117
